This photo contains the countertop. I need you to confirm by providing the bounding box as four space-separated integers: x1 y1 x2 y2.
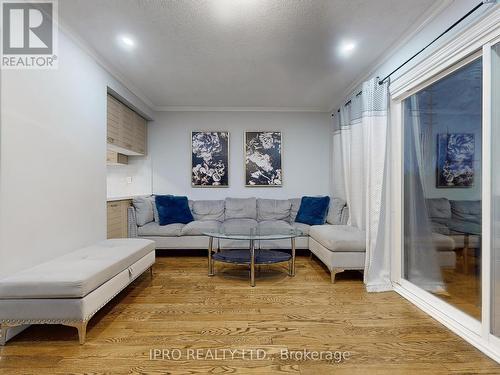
107 194 150 202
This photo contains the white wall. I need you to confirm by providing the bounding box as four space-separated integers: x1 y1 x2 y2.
149 111 331 200
0 30 153 278
106 156 153 198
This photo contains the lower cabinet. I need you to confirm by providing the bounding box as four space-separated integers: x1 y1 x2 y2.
107 200 132 239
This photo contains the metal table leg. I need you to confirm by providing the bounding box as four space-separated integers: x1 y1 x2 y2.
289 237 296 277
250 239 255 287
208 236 214 276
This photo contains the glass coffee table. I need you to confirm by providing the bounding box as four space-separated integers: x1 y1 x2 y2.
203 229 303 287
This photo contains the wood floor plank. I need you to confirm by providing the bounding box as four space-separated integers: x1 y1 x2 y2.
0 255 498 374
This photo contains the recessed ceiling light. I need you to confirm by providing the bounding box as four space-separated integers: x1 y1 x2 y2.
118 35 136 50
339 41 356 57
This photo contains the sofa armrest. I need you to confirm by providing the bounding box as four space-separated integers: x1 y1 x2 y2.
128 207 138 238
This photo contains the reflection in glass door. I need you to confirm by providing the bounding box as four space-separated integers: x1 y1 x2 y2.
403 57 483 320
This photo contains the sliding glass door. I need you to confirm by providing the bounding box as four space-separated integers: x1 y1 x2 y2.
403 57 483 320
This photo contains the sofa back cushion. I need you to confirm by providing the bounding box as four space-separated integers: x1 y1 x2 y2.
132 196 154 226
225 197 257 219
191 200 225 222
289 198 301 223
450 200 481 224
257 199 291 221
326 198 347 225
155 195 194 225
295 196 330 226
426 198 452 220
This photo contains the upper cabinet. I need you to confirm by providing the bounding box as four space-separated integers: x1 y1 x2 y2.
107 94 147 156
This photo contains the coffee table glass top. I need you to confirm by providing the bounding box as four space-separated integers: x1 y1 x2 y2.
203 228 303 241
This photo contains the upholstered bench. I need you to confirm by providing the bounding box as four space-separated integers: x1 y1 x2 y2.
309 225 366 283
0 238 155 345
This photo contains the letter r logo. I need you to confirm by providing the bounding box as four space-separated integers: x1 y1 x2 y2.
2 2 53 54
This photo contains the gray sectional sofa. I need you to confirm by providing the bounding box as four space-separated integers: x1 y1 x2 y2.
427 198 481 271
427 198 481 248
128 196 366 282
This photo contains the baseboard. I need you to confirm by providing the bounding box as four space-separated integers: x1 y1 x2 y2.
394 284 500 363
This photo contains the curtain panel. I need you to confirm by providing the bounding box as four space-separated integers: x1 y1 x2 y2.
332 78 392 292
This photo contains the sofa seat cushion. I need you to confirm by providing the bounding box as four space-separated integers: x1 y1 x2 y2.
293 222 310 236
309 225 365 252
225 197 257 220
0 239 155 299
221 219 258 235
138 222 185 237
257 220 293 235
257 199 291 221
191 200 225 222
181 220 221 236
432 233 455 251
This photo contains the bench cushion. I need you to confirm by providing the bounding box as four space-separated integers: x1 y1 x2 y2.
309 225 366 252
0 239 155 299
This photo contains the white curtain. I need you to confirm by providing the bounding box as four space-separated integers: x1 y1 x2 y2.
404 96 445 292
332 78 392 292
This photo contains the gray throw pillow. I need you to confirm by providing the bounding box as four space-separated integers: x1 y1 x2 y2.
326 198 347 225
133 196 154 226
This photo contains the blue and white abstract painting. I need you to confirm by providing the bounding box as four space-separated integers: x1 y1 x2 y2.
437 133 474 188
245 131 282 186
191 131 229 187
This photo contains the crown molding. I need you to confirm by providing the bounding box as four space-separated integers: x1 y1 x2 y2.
56 18 156 113
328 0 454 113
154 106 329 113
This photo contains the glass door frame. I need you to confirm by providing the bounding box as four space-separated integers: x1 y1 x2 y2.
389 8 500 362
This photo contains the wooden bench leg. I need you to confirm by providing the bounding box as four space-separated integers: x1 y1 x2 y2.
65 321 88 345
330 268 344 284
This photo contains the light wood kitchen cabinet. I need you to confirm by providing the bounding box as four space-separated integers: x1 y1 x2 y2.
107 94 147 156
107 199 132 239
106 150 128 165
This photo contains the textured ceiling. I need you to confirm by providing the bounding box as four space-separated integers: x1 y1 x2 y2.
60 0 437 110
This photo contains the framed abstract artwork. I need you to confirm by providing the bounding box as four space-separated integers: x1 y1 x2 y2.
245 131 282 187
191 131 229 187
436 133 474 188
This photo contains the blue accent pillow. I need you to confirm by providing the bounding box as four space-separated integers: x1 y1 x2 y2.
295 196 330 225
155 195 194 226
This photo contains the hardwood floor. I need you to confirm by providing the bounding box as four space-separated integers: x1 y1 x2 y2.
1 255 499 374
